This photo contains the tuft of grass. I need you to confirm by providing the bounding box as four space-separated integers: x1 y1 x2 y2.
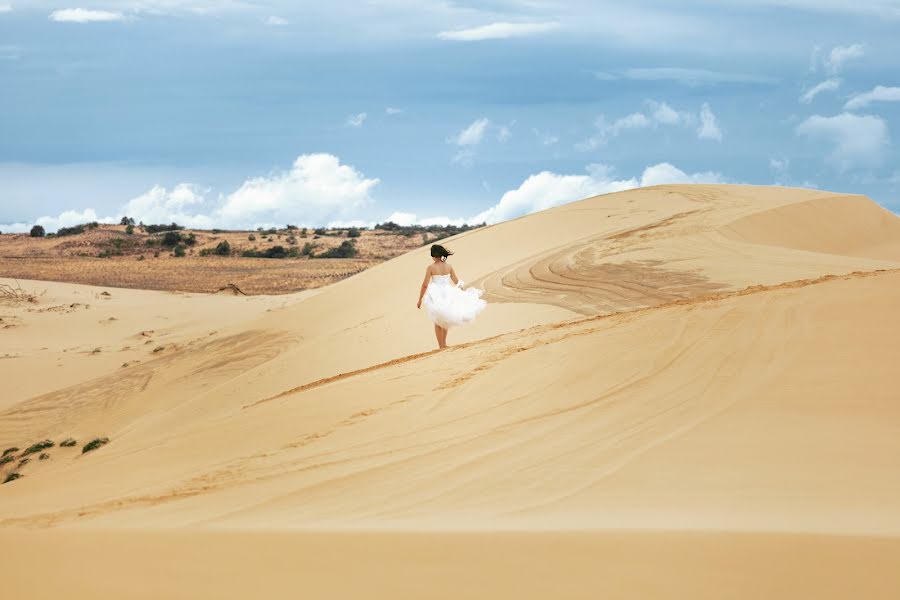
0 454 14 467
18 458 30 467
22 440 54 456
82 437 110 454
60 438 77 447
39 453 50 460
3 473 22 484
2 447 19 457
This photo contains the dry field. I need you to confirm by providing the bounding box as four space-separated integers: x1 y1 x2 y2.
0 224 463 294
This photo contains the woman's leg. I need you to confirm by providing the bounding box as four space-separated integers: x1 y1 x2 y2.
440 326 448 348
434 324 443 348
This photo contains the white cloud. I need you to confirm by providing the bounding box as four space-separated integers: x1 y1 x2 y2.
844 86 900 110
800 78 841 104
122 183 215 229
697 103 723 141
265 15 288 26
50 8 125 22
0 4 11 13
450 117 490 146
217 153 379 227
594 67 777 86
38 209 116 232
825 44 864 74
345 112 367 127
2 154 379 232
437 21 560 41
796 112 889 171
469 162 726 224
496 125 511 142
577 100 711 150
385 107 404 115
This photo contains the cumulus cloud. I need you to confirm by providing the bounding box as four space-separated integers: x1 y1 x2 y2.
470 162 726 224
39 209 116 231
2 153 379 233
265 15 288 26
697 103 723 141
217 153 378 227
796 112 889 171
345 112 367 127
800 78 841 104
824 44 864 74
122 183 215 229
385 107 404 115
437 21 560 41
50 8 125 22
844 85 900 110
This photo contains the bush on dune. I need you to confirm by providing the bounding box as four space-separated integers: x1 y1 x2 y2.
82 438 109 454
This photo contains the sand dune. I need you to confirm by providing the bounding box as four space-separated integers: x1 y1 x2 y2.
1 184 899 598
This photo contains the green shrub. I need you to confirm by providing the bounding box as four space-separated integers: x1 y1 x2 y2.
315 240 358 259
173 244 186 257
125 224 135 235
314 228 326 236
57 222 99 237
2 447 18 457
301 242 318 256
0 455 14 467
145 223 183 234
60 439 77 447
22 440 54 456
3 473 22 484
30 225 45 237
214 240 231 256
39 453 50 460
82 438 109 454
248 234 256 241
347 227 361 238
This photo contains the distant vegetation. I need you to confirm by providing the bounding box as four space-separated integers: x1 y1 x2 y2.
82 437 110 454
3 473 22 484
374 221 485 240
30 225 45 237
315 240 358 258
57 222 99 237
22 440 54 456
143 223 184 234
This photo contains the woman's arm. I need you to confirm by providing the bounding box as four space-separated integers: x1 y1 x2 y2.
450 266 460 286
417 266 432 308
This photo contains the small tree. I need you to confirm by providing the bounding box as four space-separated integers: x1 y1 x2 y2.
120 216 135 226
347 227 361 238
30 225 45 238
214 240 231 256
173 244 186 257
125 224 135 235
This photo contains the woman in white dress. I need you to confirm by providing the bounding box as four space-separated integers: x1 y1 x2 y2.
416 244 486 349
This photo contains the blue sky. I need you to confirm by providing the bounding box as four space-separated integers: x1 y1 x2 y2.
1 0 899 231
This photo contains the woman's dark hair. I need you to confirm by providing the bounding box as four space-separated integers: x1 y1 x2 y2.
430 244 453 259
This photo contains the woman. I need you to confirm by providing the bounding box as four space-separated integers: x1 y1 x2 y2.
416 244 486 349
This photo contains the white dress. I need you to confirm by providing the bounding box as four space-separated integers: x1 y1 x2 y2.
423 274 486 329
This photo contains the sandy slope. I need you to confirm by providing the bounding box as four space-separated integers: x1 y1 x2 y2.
1 184 899 598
